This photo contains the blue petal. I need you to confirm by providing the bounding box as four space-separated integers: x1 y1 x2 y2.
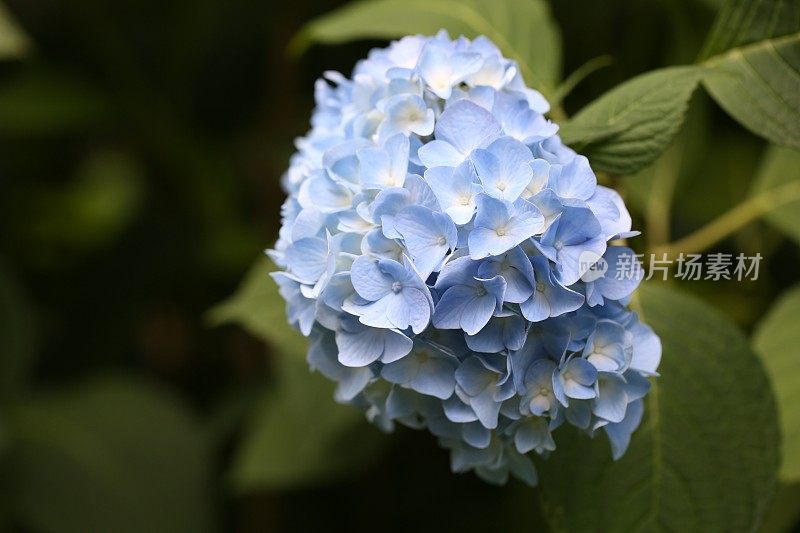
403 173 440 211
418 140 464 168
442 395 479 423
589 246 643 305
588 185 633 239
629 321 662 375
434 255 479 291
381 347 457 400
469 195 543 259
593 373 628 423
358 133 409 189
462 421 492 449
432 100 501 158
298 170 353 213
371 188 412 239
468 388 503 429
471 136 533 202
477 245 535 303
465 314 527 353
520 256 584 322
548 155 596 200
349 255 393 301
564 400 592 429
284 237 328 284
394 205 457 279
432 282 498 335
380 94 435 137
565 357 598 387
411 356 458 399
425 162 482 224
514 417 556 454
604 398 644 459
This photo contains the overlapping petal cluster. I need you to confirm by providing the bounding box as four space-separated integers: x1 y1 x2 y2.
270 31 661 485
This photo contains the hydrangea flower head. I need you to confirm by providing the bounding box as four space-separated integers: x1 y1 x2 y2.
270 31 661 485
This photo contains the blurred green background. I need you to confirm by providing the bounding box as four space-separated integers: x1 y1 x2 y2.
0 0 798 531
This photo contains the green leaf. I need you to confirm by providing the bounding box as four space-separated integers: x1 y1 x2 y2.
0 260 36 401
25 150 146 253
211 258 387 491
698 0 800 60
4 376 215 533
559 66 703 175
228 351 387 492
538 284 779 533
702 32 800 148
750 145 800 244
0 3 30 60
0 69 112 136
759 483 800 533
291 0 562 98
208 256 307 357
753 284 800 482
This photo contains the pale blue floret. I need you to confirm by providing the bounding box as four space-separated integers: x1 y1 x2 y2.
592 372 629 423
270 32 659 486
335 315 413 367
628 321 662 376
298 170 353 213
358 133 410 189
471 136 534 201
394 205 458 279
345 255 433 333
433 271 506 335
468 194 544 259
425 161 482 225
491 91 559 144
553 357 598 405
370 188 412 239
418 100 502 168
547 155 597 200
584 246 644 306
563 399 593 429
512 416 557 455
417 42 482 99
455 354 516 428
464 312 527 353
520 255 584 322
271 272 316 336
308 330 372 402
476 245 535 303
362 228 403 261
588 186 638 240
284 236 328 285
520 359 558 416
381 343 459 399
582 320 632 372
533 206 607 285
379 94 435 138
604 398 644 459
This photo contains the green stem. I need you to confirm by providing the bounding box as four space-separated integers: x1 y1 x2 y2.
551 55 614 105
645 151 681 248
650 180 800 257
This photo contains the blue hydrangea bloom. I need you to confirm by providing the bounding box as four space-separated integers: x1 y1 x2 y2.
269 31 661 486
